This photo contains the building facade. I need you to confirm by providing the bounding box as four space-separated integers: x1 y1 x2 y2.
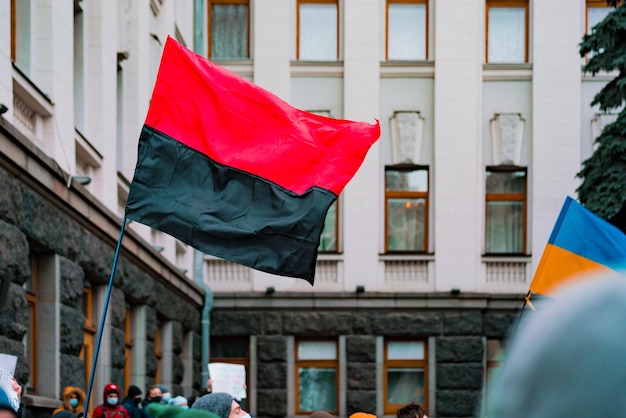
0 1 617 418
201 1 615 418
0 0 206 417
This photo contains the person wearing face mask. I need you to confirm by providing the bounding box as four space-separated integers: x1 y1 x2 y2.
52 386 86 417
156 385 171 405
92 383 130 418
191 392 250 418
141 385 163 408
121 385 149 418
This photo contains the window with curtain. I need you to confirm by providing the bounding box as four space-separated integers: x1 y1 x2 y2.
385 166 429 252
209 0 249 60
387 0 427 61
486 1 528 63
296 340 338 414
210 338 250 411
485 167 527 254
384 340 428 414
297 0 338 60
319 200 339 252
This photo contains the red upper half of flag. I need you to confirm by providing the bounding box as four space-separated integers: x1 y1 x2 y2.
144 37 380 196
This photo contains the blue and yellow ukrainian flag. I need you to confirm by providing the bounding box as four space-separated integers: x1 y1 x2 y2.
530 196 626 296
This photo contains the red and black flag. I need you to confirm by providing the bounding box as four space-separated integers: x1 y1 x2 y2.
125 37 380 284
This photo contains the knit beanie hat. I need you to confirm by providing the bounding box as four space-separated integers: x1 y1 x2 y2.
148 404 220 418
349 413 376 418
128 385 142 398
309 412 334 418
170 396 188 407
191 393 233 418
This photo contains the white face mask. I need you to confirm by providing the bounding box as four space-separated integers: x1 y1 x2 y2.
241 413 251 418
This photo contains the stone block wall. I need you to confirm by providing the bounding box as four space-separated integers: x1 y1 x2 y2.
0 164 204 413
211 308 517 418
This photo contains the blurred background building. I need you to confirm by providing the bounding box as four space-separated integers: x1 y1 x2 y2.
0 0 616 417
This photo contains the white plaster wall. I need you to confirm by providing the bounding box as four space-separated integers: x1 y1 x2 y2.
580 79 611 161
379 78 435 166
0 0 11 113
342 0 382 292
482 81 532 166
290 77 343 117
87 0 119 209
433 0 483 292
120 0 152 182
253 0 290 101
33 1 75 174
531 1 583 274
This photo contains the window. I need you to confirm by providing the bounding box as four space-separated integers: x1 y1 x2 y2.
81 288 96 391
295 340 338 414
586 1 614 34
319 200 339 252
11 0 32 73
385 166 429 252
485 167 527 254
24 254 38 392
210 338 250 411
386 0 428 60
484 339 504 414
297 0 338 60
384 340 428 414
155 322 163 383
208 0 250 59
124 308 133 391
485 1 528 63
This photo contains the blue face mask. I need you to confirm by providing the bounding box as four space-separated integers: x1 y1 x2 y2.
69 399 79 408
181 406 189 410
107 397 119 406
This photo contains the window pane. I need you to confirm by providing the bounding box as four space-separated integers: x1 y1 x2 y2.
211 339 248 358
488 7 525 63
388 341 424 360
486 171 525 193
387 368 425 405
298 367 336 411
319 200 337 252
211 4 248 59
299 4 337 60
388 4 426 60
387 198 426 251
298 341 336 360
588 7 611 33
486 201 523 253
386 170 428 192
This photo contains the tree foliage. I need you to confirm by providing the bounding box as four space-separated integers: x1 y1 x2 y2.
576 3 626 228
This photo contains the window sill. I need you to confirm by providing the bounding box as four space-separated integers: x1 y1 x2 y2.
483 63 533 81
12 64 54 117
482 254 531 261
290 61 344 77
381 61 434 78
23 394 62 409
379 253 435 261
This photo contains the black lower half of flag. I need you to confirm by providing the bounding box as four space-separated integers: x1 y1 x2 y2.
125 126 336 283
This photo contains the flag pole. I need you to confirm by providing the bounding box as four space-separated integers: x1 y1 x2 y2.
512 291 535 337
83 217 127 417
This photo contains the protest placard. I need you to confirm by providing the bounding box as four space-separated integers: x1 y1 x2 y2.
208 363 247 400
